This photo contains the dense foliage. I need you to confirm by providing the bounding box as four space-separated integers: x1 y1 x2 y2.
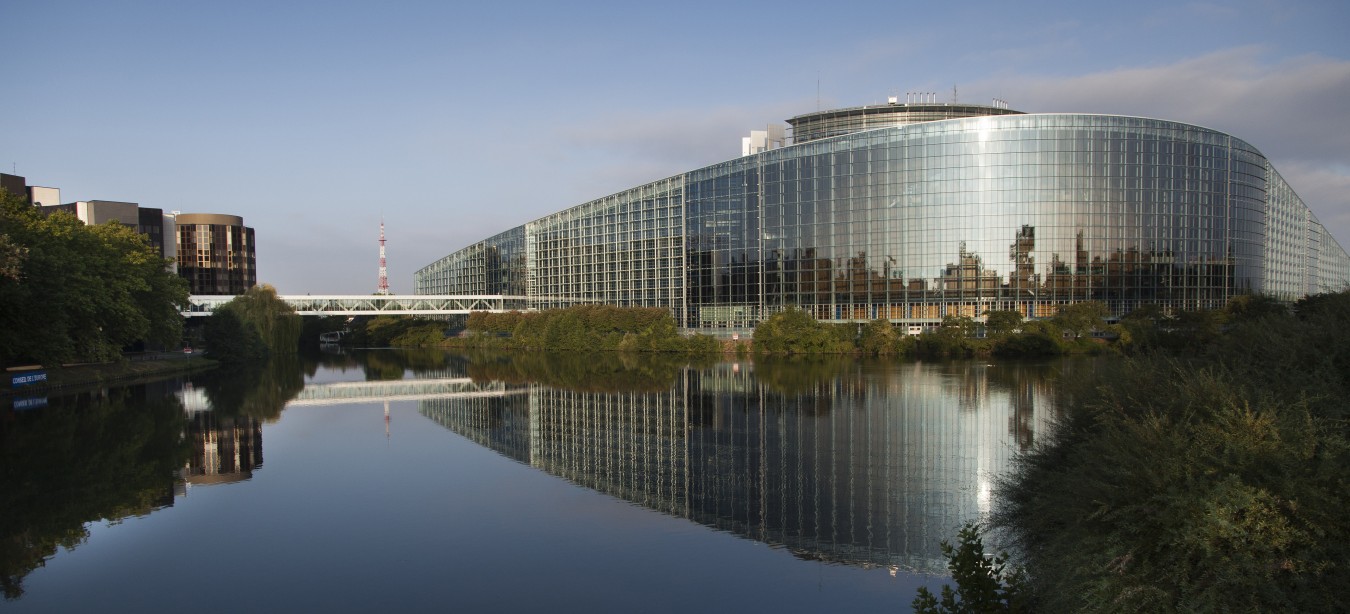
463 350 696 393
349 315 447 348
0 189 189 366
203 308 266 364
459 305 719 353
754 303 1110 358
204 284 301 362
752 308 854 354
0 389 189 599
913 523 1032 613
990 290 1350 612
198 352 306 421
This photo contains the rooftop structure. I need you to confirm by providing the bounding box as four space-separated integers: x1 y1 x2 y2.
787 97 1023 143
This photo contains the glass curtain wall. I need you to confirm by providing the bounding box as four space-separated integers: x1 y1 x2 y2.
415 113 1350 329
684 115 1284 328
415 227 526 296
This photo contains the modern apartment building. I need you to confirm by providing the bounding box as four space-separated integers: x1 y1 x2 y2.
175 213 256 295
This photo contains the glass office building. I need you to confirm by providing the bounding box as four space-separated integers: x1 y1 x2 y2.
416 103 1350 330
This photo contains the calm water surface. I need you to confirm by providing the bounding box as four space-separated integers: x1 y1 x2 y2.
1 350 1072 612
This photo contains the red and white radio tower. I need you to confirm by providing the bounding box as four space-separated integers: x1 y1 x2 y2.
377 218 390 295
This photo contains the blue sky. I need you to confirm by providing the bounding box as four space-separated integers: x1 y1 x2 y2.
4 0 1349 294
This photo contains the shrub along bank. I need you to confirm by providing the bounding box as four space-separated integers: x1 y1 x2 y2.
751 305 1107 358
915 290 1350 612
353 305 721 354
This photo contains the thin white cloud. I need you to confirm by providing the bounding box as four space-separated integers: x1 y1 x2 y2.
978 47 1350 160
973 47 1350 244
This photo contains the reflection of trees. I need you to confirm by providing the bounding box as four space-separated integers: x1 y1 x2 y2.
751 355 852 400
0 388 189 599
463 351 685 393
361 348 455 381
199 353 306 422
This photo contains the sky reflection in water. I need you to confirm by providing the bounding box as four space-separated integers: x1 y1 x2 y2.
1 350 1066 612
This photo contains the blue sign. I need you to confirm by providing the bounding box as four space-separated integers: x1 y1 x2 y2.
12 396 47 411
10 370 47 388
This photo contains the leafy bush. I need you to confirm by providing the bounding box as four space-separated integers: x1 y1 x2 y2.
858 318 905 355
994 291 1350 612
913 523 1032 613
753 308 853 354
457 306 715 354
214 285 301 355
203 308 266 364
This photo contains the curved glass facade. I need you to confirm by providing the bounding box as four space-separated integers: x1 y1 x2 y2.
416 113 1350 330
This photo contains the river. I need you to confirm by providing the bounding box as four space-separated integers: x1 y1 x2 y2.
1 349 1079 612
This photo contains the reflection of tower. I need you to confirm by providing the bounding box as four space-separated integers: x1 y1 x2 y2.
377 218 390 295
384 399 390 439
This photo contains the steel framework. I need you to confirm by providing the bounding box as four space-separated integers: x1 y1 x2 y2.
182 294 529 317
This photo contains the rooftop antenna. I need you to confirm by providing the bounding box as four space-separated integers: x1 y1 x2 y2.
952 85 958 104
377 216 389 295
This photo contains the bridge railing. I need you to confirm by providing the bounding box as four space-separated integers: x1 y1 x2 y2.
183 295 530 317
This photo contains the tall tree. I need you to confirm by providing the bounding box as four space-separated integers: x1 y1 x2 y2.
983 309 1024 339
0 190 187 366
216 284 301 355
1053 301 1108 339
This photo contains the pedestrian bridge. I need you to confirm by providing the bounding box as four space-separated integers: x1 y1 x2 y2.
182 295 528 317
287 378 524 407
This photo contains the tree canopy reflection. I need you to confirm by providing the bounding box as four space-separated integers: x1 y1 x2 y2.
0 387 188 599
198 354 306 421
463 350 697 393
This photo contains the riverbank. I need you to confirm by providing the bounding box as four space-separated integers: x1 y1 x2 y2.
3 355 219 398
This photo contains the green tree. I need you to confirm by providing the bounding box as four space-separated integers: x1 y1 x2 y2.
203 308 266 364
913 523 1032 613
0 190 188 366
753 308 852 354
1053 301 1107 339
1168 307 1226 347
914 314 978 358
1225 293 1288 322
1117 304 1166 351
217 284 301 355
982 309 1024 340
941 314 977 338
858 318 901 355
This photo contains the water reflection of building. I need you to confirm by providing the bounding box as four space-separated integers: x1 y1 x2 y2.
176 385 263 487
183 412 263 486
419 362 1056 573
